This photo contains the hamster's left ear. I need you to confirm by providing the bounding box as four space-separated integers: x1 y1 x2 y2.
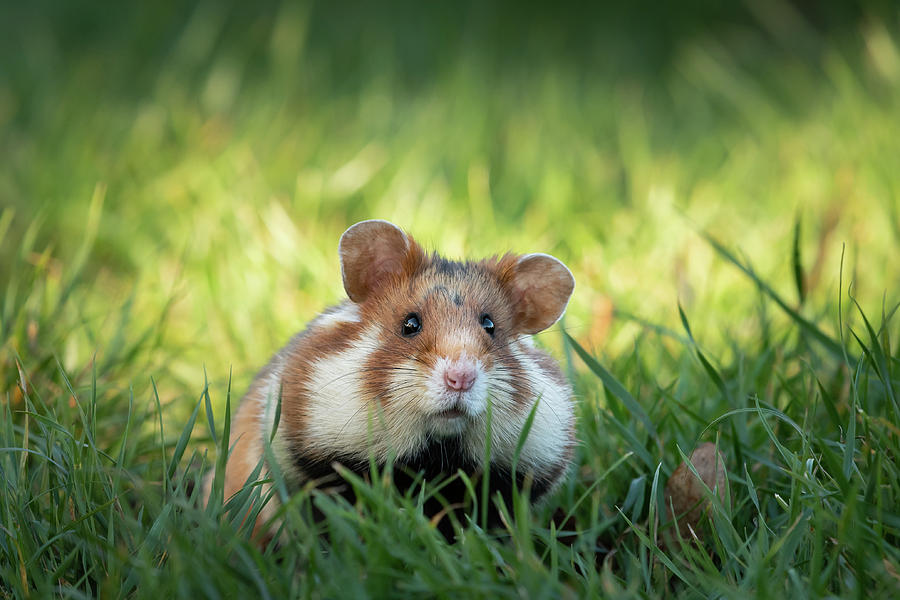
506 253 575 334
339 220 425 302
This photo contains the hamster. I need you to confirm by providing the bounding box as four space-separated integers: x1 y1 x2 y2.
204 219 576 539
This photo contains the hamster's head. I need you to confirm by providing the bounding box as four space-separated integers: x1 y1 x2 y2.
338 220 574 438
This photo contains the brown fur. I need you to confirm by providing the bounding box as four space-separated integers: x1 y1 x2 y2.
206 220 576 540
350 249 539 414
280 317 366 441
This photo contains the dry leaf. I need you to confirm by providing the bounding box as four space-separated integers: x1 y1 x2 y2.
663 442 727 543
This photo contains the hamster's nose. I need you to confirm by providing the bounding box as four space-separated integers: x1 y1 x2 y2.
444 361 476 392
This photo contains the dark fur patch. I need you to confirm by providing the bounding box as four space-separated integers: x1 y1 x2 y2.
291 437 555 538
429 255 470 278
423 284 465 310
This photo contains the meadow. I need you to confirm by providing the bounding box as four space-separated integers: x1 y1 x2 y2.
1 1 899 597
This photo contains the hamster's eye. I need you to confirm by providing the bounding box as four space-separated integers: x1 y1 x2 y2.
480 314 495 336
402 313 422 337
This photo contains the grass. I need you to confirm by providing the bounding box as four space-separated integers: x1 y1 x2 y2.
2 0 900 597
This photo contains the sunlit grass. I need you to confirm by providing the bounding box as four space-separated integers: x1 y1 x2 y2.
1 1 899 597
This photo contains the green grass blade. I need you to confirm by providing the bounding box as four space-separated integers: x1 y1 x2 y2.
678 302 729 401
564 331 656 436
792 213 806 306
700 231 845 358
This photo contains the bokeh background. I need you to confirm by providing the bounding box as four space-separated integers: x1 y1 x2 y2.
2 0 899 414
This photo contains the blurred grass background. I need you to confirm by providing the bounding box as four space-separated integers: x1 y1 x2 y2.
1 0 899 596
3 0 898 396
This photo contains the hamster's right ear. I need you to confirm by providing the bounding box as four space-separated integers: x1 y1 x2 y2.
339 220 425 302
